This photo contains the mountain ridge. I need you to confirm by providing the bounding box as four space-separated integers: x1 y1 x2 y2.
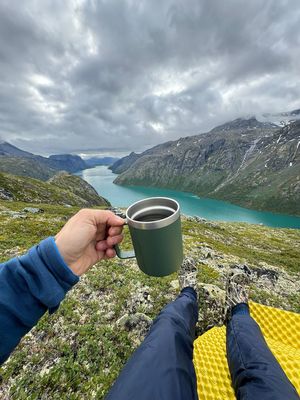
0 142 118 180
111 117 300 216
0 142 88 179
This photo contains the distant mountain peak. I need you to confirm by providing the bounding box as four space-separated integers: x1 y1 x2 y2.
0 141 34 157
211 116 276 133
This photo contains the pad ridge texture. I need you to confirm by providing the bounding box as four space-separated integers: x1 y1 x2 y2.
193 301 300 399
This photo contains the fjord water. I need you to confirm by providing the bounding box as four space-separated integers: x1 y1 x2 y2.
76 166 300 229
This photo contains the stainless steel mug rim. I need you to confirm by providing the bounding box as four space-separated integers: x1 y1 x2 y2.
126 197 180 230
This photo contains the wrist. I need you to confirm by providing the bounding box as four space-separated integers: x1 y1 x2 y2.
41 237 80 285
54 236 81 277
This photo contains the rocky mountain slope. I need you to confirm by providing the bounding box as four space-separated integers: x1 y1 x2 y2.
0 141 34 157
112 118 300 215
0 200 299 399
0 171 109 207
109 152 141 174
0 142 87 180
48 171 109 207
0 155 58 181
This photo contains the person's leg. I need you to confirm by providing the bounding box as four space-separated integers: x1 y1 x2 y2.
105 287 199 400
226 274 299 400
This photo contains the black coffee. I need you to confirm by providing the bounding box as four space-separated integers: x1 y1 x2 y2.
133 210 173 222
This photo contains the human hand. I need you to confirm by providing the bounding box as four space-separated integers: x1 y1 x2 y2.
55 209 125 276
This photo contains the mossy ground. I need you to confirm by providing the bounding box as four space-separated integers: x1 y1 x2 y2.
0 200 299 399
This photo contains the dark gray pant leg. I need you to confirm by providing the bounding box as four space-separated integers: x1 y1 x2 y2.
105 288 199 400
227 312 299 400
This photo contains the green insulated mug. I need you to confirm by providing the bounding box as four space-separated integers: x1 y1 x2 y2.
115 197 183 277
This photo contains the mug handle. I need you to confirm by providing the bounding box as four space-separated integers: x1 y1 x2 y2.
114 221 136 259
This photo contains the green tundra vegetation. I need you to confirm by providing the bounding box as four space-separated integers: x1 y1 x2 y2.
0 199 299 399
0 172 109 207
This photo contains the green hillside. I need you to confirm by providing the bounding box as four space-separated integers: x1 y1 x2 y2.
0 172 109 207
0 199 299 399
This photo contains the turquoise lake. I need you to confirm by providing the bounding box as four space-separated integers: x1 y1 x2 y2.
76 166 300 229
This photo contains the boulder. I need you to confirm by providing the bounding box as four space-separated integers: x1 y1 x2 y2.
198 283 225 334
116 312 152 345
23 207 44 214
0 188 13 200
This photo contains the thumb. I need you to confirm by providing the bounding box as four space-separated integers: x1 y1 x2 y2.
90 210 125 227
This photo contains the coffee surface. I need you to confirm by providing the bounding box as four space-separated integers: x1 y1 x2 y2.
133 210 173 222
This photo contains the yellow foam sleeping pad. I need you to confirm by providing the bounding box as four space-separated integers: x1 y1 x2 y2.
193 301 300 399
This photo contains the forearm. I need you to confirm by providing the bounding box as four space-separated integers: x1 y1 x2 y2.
0 237 79 364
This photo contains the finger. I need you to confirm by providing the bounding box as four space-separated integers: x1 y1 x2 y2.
106 234 123 247
105 248 116 258
108 226 123 236
95 240 108 251
96 250 105 261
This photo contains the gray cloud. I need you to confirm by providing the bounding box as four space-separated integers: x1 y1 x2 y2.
0 0 299 155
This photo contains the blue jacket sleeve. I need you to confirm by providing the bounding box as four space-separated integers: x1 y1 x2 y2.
0 237 79 364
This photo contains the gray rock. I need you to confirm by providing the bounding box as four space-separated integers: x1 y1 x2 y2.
170 280 179 290
0 188 13 201
116 312 152 331
194 216 207 223
126 284 153 313
186 216 206 223
116 312 152 345
255 267 279 282
105 311 115 321
228 263 252 277
197 245 217 260
198 283 225 334
1 210 27 219
12 213 27 219
23 207 44 214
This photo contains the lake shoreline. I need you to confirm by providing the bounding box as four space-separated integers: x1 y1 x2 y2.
75 166 300 229
112 179 300 219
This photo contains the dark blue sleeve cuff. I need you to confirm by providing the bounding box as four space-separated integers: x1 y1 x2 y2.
17 237 80 311
40 237 79 285
37 237 80 313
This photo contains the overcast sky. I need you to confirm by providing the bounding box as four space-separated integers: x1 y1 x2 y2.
0 0 299 156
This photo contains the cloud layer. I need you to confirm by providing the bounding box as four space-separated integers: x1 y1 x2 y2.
0 0 299 155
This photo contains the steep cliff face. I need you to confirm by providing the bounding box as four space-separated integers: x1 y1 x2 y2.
113 118 300 215
212 121 300 214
